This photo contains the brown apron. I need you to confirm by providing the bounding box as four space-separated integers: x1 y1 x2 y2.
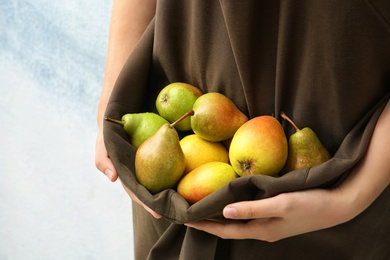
104 1 390 259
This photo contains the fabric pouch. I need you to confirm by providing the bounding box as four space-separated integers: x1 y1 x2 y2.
104 20 389 225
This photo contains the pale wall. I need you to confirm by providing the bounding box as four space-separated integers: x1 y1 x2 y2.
0 1 135 259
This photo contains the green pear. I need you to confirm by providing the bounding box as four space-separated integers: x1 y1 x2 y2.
156 82 203 131
229 115 288 176
177 162 238 204
105 112 169 148
135 112 192 194
280 112 331 173
191 92 248 142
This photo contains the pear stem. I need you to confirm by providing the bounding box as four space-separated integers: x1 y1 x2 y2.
280 111 300 132
169 110 195 128
104 116 125 126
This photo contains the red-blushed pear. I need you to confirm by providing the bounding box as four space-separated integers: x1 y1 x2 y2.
177 162 238 204
229 115 288 176
156 82 203 131
190 92 248 142
280 112 331 174
135 111 194 194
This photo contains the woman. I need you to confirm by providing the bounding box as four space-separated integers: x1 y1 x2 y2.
96 1 390 259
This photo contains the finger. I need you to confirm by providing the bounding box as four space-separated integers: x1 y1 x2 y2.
223 196 284 220
121 182 162 219
143 205 163 219
187 218 286 241
186 220 268 240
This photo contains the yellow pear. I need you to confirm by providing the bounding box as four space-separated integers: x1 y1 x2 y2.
177 162 238 204
229 115 288 176
180 134 229 174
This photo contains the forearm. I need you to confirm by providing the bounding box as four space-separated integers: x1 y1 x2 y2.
335 100 390 219
97 0 156 129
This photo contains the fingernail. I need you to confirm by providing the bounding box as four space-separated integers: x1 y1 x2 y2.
223 207 238 219
105 169 114 180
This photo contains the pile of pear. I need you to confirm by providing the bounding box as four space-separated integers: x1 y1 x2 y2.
105 82 331 205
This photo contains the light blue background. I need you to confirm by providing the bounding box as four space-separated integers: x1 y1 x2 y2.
0 1 134 259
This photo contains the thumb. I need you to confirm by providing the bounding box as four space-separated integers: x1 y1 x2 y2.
121 183 162 219
96 154 118 182
102 160 119 182
95 132 118 182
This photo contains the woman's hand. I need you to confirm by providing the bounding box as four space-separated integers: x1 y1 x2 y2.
186 187 352 242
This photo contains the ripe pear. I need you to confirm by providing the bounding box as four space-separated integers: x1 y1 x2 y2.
177 162 238 204
105 112 169 148
191 92 248 142
135 112 192 194
229 115 288 176
280 112 331 173
156 82 203 131
180 134 229 174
